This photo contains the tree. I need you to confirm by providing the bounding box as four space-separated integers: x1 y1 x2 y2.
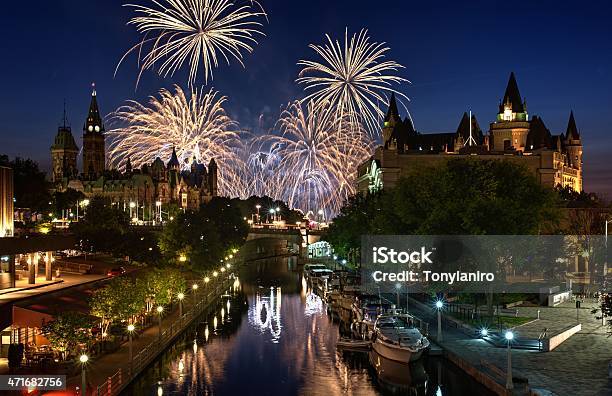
0 155 51 213
200 197 249 251
159 209 222 271
41 312 93 360
71 196 130 254
53 188 85 215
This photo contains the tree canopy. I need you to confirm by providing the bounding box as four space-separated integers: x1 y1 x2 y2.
326 159 561 265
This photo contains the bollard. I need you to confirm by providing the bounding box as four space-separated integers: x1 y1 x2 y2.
537 310 540 320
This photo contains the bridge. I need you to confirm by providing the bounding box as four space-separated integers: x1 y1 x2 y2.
245 226 326 259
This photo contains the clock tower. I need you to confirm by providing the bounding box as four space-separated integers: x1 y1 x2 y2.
82 84 106 178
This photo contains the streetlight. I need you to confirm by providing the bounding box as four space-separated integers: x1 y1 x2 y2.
268 208 275 223
177 293 185 316
79 353 88 396
204 277 210 284
157 305 164 340
435 299 444 341
505 330 514 390
220 267 226 273
127 324 135 374
213 271 218 277
255 204 261 224
192 283 199 304
480 328 489 338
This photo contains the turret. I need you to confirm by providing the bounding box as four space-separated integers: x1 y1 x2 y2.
564 111 582 170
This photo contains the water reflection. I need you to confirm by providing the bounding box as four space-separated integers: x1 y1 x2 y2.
249 286 283 342
124 257 494 396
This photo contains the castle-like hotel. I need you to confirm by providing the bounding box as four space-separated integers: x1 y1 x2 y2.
50 87 218 210
357 73 583 194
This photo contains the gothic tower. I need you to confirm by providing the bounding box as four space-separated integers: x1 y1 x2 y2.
382 93 401 146
82 84 106 178
564 111 583 191
51 106 79 182
208 158 218 197
489 72 530 152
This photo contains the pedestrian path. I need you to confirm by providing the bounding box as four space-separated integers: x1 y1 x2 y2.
409 297 612 396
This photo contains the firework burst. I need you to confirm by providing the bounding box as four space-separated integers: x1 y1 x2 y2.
107 85 248 198
117 0 267 87
251 100 374 216
297 28 409 138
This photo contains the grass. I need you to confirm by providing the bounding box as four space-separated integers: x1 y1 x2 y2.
447 312 533 329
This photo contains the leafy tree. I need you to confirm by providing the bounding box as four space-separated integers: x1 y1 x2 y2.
159 209 222 271
90 277 147 336
200 197 249 251
138 268 186 311
71 196 130 254
41 312 93 360
53 188 85 215
0 155 51 213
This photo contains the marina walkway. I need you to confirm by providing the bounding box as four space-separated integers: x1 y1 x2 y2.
408 297 612 396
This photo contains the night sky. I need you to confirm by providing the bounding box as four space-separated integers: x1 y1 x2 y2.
1 1 610 197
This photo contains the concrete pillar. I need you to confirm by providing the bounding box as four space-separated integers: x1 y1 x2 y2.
45 252 53 281
34 254 39 281
28 254 35 284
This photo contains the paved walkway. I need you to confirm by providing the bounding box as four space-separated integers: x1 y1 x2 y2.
410 298 612 396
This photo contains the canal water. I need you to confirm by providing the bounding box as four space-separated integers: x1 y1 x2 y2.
123 257 494 396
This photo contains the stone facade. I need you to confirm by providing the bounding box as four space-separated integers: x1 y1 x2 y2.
51 87 218 211
357 73 583 194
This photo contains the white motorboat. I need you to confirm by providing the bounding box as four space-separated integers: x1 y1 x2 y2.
371 314 429 363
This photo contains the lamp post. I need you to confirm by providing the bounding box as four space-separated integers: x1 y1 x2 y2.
127 324 135 374
505 330 514 390
177 293 184 317
79 353 88 396
192 283 199 305
435 299 444 341
255 204 261 224
268 208 275 223
157 306 164 340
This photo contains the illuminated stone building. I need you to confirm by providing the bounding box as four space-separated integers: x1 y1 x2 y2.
357 73 583 194
52 86 218 211
0 166 13 238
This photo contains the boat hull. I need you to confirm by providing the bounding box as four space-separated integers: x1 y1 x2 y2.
372 339 424 363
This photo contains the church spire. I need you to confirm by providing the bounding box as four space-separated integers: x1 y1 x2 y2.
84 83 104 134
384 93 400 123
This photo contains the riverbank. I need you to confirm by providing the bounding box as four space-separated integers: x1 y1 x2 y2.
63 269 236 395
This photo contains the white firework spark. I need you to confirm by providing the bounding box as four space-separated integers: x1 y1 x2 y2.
297 28 409 138
117 0 267 87
107 85 249 198
251 100 375 216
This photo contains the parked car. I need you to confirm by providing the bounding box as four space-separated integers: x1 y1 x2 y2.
107 267 126 277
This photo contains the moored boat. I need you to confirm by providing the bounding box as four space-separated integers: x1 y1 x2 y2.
371 314 429 363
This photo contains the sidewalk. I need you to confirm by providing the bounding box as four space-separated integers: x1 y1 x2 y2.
409 298 612 396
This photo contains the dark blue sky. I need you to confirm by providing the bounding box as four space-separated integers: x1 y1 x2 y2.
1 0 610 196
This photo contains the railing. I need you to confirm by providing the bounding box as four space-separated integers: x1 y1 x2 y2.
92 276 231 395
